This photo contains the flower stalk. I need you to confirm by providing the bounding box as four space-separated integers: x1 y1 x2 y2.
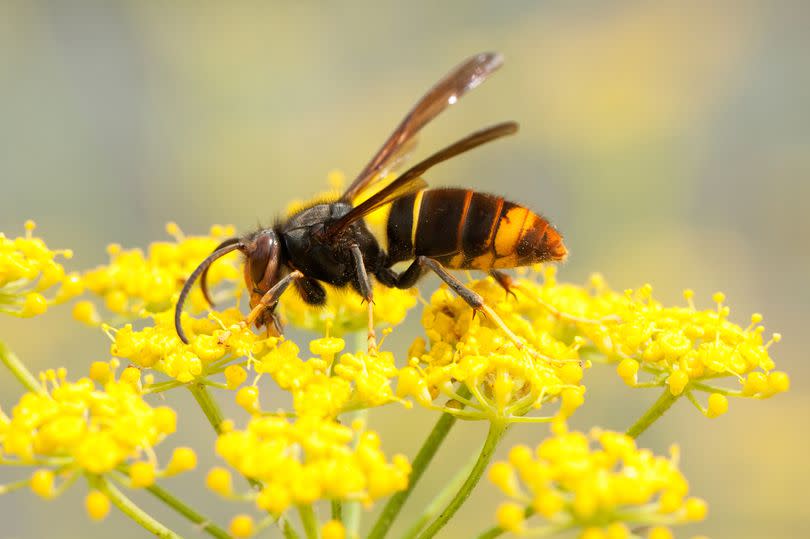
188 382 226 434
94 475 181 539
367 387 470 539
399 448 480 539
0 339 43 394
626 388 679 438
141 476 232 539
415 419 508 539
299 505 318 539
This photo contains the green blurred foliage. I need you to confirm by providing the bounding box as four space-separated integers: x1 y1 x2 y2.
1 1 807 538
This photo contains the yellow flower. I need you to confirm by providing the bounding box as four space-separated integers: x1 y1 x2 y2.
81 223 241 319
0 366 184 478
279 281 417 336
398 277 584 422
107 307 269 383
213 416 410 515
0 221 81 317
490 429 707 536
254 337 405 419
499 269 787 418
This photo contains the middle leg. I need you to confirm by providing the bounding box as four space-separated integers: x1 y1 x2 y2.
350 244 377 354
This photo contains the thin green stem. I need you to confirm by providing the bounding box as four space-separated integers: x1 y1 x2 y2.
399 449 480 539
415 420 508 539
345 408 369 537
94 475 181 538
0 339 43 393
475 508 536 539
366 387 470 539
0 478 31 494
188 383 226 434
283 519 303 539
331 499 343 522
187 383 262 490
626 389 679 439
298 505 318 539
142 477 232 539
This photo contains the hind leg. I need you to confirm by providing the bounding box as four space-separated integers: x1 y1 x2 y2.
489 269 518 300
378 257 535 356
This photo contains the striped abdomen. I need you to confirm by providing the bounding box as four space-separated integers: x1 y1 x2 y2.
385 188 566 269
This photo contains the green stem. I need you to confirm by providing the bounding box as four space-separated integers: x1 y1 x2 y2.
187 383 262 490
626 389 679 439
0 478 31 494
0 339 43 393
331 499 343 522
298 505 318 539
399 449 480 539
94 475 181 538
283 519 303 539
144 479 232 539
188 383 226 434
415 420 508 539
344 408 369 537
366 387 470 539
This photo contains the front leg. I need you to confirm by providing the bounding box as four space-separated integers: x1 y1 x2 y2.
243 270 303 329
350 244 377 354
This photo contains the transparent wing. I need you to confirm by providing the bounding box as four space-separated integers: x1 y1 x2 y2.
341 52 503 202
325 121 518 238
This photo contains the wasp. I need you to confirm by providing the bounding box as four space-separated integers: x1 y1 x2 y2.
175 52 567 355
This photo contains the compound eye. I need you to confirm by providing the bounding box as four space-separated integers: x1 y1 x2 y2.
249 232 279 288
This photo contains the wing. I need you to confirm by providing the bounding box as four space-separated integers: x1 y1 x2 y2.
324 121 518 238
341 52 503 203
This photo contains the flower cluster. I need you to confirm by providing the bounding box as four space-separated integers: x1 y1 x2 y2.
0 219 790 539
0 221 82 317
107 307 265 383
211 416 410 516
489 428 707 538
78 223 241 322
0 365 194 496
280 282 417 336
250 336 404 418
398 277 586 423
501 268 788 418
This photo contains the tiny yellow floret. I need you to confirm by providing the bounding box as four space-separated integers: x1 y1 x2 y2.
321 520 347 539
166 447 197 474
706 393 728 418
229 514 255 538
129 461 156 488
496 502 526 534
30 469 55 499
648 526 674 539
206 467 233 496
85 490 111 521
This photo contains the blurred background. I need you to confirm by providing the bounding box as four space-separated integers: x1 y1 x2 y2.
1 1 808 538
